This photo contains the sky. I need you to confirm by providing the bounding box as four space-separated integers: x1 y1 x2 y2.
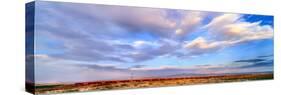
27 1 274 84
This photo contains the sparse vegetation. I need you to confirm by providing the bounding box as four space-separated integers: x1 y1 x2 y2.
33 73 273 94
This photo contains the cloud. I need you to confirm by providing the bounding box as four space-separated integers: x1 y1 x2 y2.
234 59 265 63
257 54 273 58
36 2 208 63
182 37 233 57
180 14 273 57
174 12 205 36
125 39 179 62
205 14 273 41
36 63 132 83
132 40 159 49
32 2 273 83
36 2 273 62
33 54 273 84
75 64 127 71
44 2 178 38
184 37 220 50
129 65 147 70
239 60 273 69
233 55 273 69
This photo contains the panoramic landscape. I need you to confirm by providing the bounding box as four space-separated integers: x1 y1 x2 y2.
26 1 274 94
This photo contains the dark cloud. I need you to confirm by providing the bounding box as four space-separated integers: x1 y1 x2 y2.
234 59 266 63
130 65 147 69
115 44 135 50
233 55 273 69
257 54 273 58
150 41 178 55
75 64 127 71
239 60 273 68
122 40 179 62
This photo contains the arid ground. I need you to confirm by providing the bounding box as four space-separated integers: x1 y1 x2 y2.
28 72 273 94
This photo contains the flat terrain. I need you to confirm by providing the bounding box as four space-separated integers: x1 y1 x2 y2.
31 73 273 94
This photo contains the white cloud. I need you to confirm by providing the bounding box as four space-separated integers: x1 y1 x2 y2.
175 12 205 36
133 40 159 49
174 11 203 37
175 28 184 35
204 14 240 29
181 14 273 57
183 37 228 56
94 8 205 38
184 37 217 49
205 14 273 41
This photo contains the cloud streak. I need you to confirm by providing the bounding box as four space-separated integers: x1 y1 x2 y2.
33 54 273 83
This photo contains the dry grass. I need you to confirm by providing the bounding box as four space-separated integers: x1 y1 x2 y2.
32 73 273 94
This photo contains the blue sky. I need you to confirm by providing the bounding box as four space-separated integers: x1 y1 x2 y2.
27 1 273 83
